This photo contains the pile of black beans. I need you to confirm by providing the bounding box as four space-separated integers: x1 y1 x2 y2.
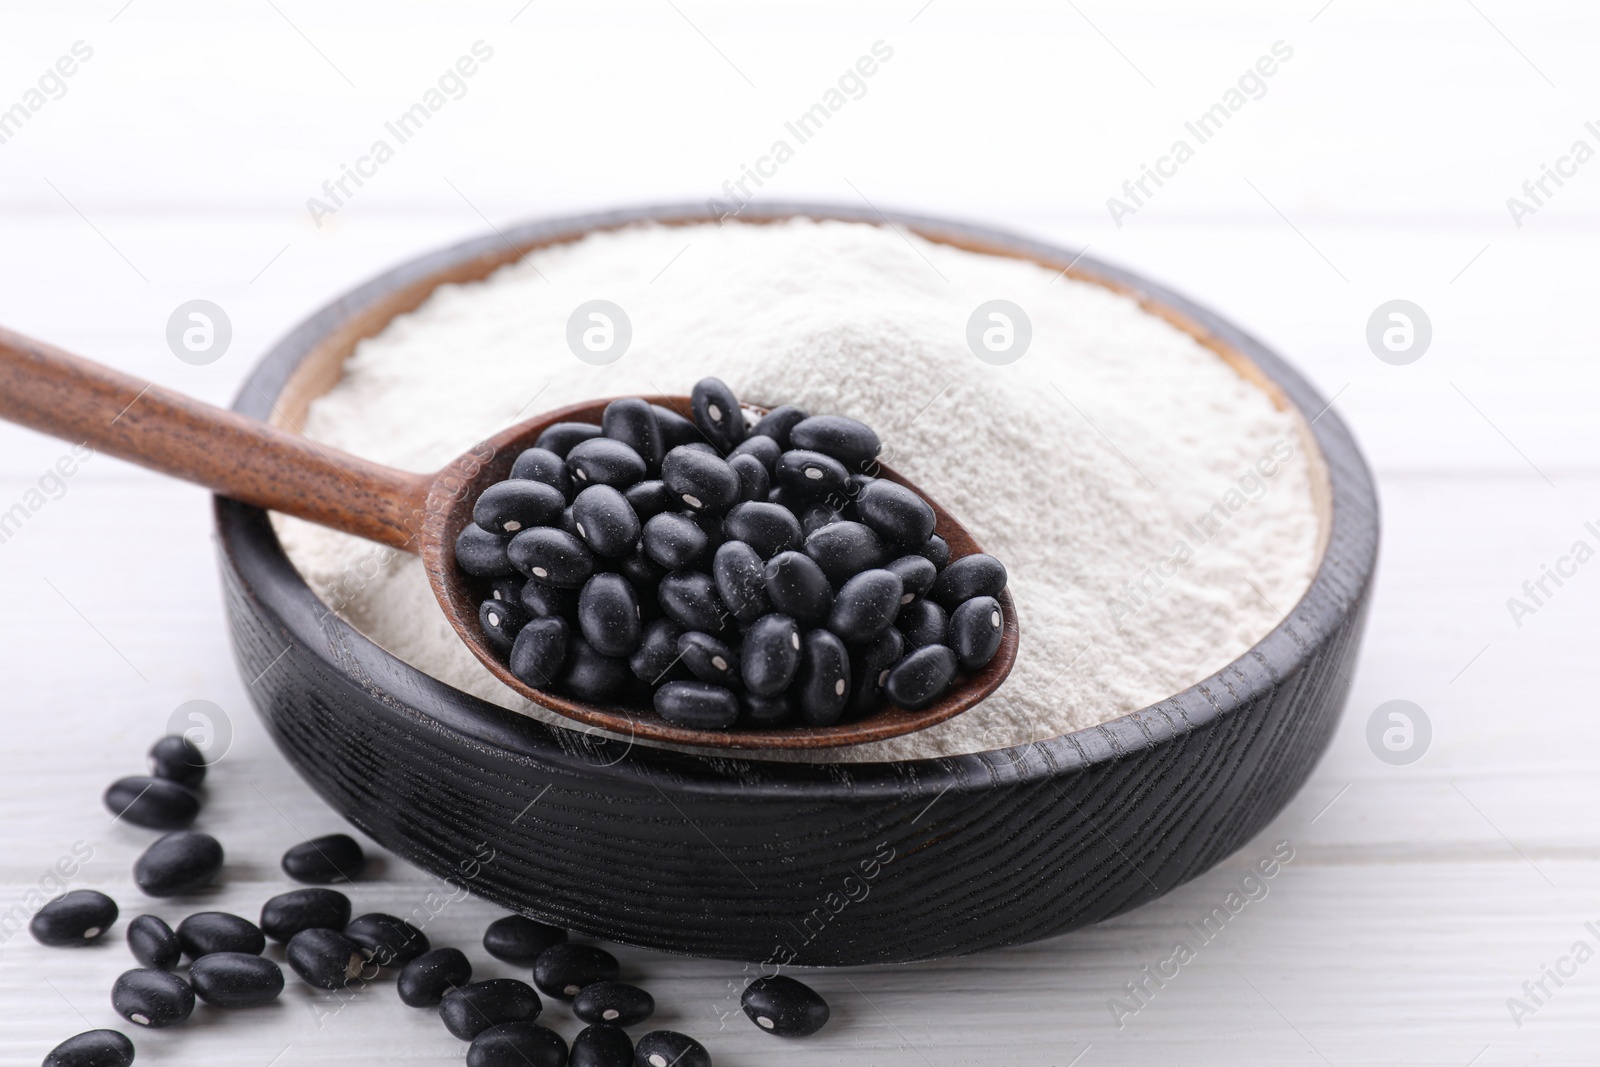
456 377 1009 731
39 733 830 1066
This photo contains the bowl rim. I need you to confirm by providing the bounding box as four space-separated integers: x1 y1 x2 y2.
221 200 1376 798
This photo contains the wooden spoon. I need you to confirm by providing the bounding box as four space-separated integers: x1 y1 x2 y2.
0 327 1018 749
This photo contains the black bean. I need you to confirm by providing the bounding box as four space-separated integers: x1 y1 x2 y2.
282 833 365 884
897 598 948 649
949 595 1005 671
676 631 740 688
176 912 264 959
602 398 664 472
805 521 885 585
740 691 793 728
571 1023 635 1067
657 570 729 633
750 404 809 449
885 555 938 605
189 952 284 1008
346 913 429 967
468 1022 569 1067
510 446 572 496
624 479 675 522
534 943 620 1000
260 888 351 944
775 448 849 498
574 981 655 1026
440 979 543 1040
43 1029 135 1067
690 377 747 452
508 615 570 688
930 552 1007 609
399 947 473 1008
847 627 904 718
728 433 781 474
128 914 181 969
740 614 801 696
508 527 595 588
795 630 850 727
147 734 206 789
711 541 771 625
635 1031 711 1067
654 681 739 730
104 776 199 830
662 446 741 515
729 452 769 502
741 974 830 1037
455 524 518 578
134 831 223 897
483 915 568 965
885 644 959 710
567 438 647 490
286 927 367 990
629 618 687 685
762 551 833 627
855 479 936 547
641 512 708 570
918 533 951 569
722 502 803 558
559 637 632 701
111 968 193 1029
650 403 702 451
535 422 602 458
519 581 575 620
789 414 881 470
30 890 117 946
571 485 641 559
829 569 904 643
479 598 528 654
798 502 842 536
577 574 641 658
474 480 566 536
561 506 580 537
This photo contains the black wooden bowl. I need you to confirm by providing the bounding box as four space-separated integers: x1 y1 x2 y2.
218 203 1377 966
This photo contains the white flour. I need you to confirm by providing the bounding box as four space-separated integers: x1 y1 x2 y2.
274 219 1319 763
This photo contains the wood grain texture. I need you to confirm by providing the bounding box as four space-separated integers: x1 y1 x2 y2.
215 205 1379 965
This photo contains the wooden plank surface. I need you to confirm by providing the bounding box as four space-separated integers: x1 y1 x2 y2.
3 2 1599 1063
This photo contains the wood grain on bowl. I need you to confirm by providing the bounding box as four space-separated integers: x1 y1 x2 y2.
218 203 1378 965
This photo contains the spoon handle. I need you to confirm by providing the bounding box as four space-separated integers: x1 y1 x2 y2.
0 327 429 549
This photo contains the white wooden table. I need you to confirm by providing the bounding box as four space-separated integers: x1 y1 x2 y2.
3 2 1597 1063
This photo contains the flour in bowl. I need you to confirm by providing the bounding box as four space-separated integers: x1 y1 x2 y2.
273 218 1319 762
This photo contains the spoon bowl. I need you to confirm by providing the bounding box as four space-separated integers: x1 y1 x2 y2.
0 329 1016 750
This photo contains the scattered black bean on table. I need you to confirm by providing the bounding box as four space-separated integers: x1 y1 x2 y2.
533 942 620 999
635 1030 712 1067
439 979 543 1040
398 947 474 1008
466 1021 569 1067
741 974 831 1037
188 952 285 1008
29 890 118 947
146 734 207 789
280 832 366 883
572 980 656 1027
176 911 265 959
103 776 200 830
111 968 195 1029
42 1029 134 1067
133 831 223 897
259 887 352 944
285 927 368 990
457 377 1009 730
345 912 430 967
127 914 181 970
482 914 568 965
